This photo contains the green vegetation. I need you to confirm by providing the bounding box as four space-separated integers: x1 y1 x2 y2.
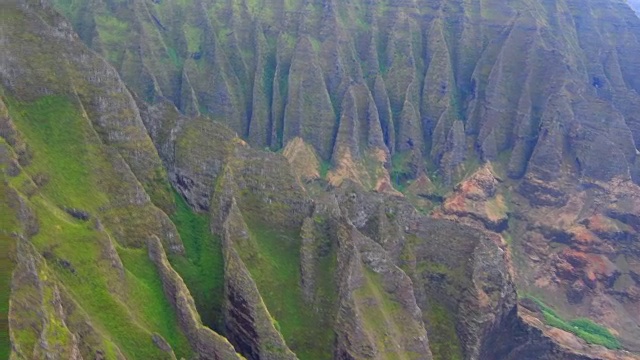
50 0 75 16
502 231 513 246
166 47 182 68
426 304 463 360
390 151 412 191
399 236 466 360
0 236 11 360
5 96 109 210
95 15 130 64
319 160 331 179
526 296 621 350
5 95 193 358
184 25 203 54
242 219 336 360
28 197 191 359
168 190 225 331
491 150 513 180
0 179 17 360
353 269 424 360
117 247 192 354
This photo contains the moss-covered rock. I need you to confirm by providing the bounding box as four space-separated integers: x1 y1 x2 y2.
221 199 297 360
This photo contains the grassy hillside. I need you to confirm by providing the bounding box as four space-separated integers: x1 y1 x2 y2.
0 177 17 360
526 296 622 350
5 95 193 359
169 190 225 331
241 218 337 359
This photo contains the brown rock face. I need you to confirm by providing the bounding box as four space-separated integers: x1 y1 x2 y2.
441 164 509 232
507 177 640 352
480 303 636 360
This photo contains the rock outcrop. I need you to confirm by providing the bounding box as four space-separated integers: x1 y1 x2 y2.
221 199 297 360
148 236 241 360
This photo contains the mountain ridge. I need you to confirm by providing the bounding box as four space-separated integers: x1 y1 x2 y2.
47 0 640 185
2 0 640 359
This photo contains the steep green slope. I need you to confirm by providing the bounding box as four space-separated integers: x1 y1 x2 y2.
5 95 191 358
352 268 425 360
0 237 11 360
241 219 335 359
169 190 225 331
206 141 339 359
0 2 240 359
0 162 18 360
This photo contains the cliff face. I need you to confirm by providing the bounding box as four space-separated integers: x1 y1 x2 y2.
45 0 640 182
2 0 640 359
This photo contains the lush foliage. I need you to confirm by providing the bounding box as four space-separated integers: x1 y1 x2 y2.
169 190 225 331
0 139 18 357
527 296 621 350
426 304 464 360
242 219 337 360
0 183 16 360
390 151 413 191
6 95 192 359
